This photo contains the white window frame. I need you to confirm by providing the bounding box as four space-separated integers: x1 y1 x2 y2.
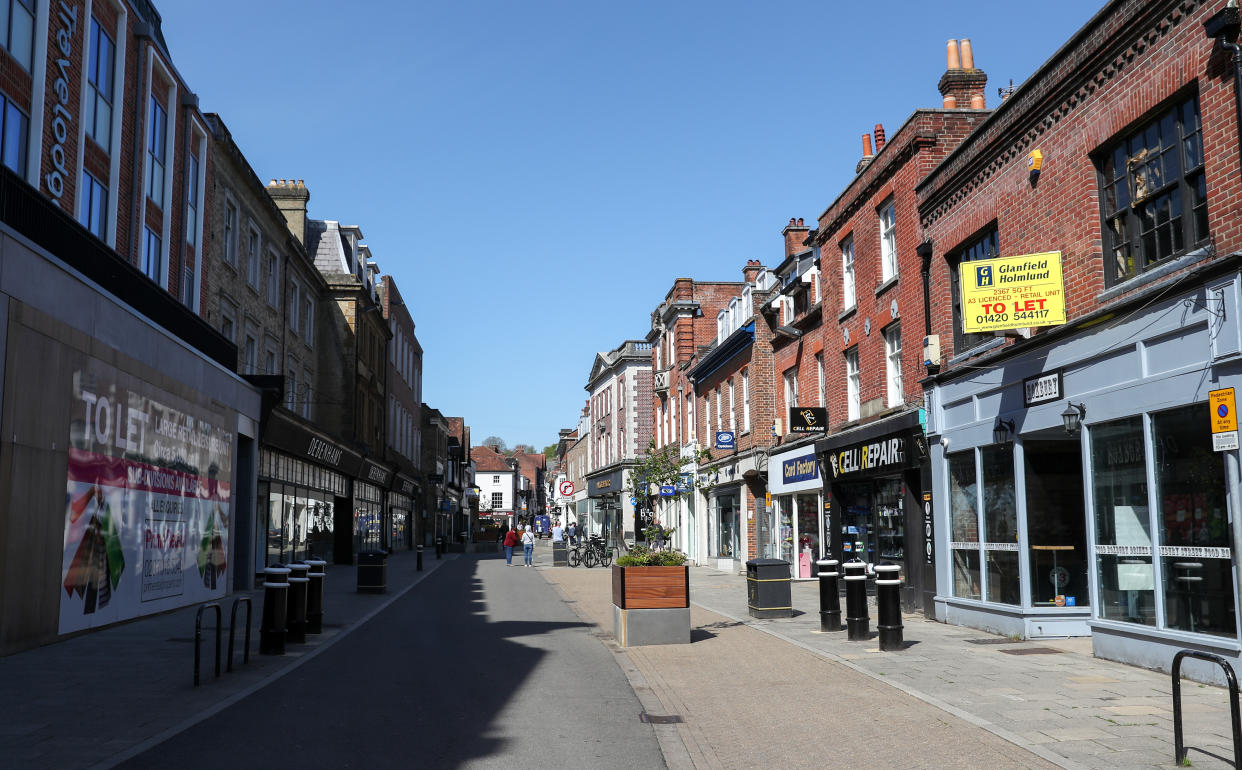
816 353 825 408
742 369 750 431
714 388 722 434
728 378 736 432
687 393 696 441
879 199 897 282
717 310 726 343
841 236 856 309
885 325 903 407
266 249 280 307
246 224 261 288
784 367 798 411
846 348 860 421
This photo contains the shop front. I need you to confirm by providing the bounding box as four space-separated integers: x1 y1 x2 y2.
586 467 626 546
388 473 417 551
817 409 929 612
258 411 361 570
767 443 823 578
356 459 395 553
926 273 1242 667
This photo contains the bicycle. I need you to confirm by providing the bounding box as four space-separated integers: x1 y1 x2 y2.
568 536 612 568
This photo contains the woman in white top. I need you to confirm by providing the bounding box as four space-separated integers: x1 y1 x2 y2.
521 526 536 567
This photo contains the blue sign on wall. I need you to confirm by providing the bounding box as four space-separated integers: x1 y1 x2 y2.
781 452 819 484
715 431 735 450
659 485 676 497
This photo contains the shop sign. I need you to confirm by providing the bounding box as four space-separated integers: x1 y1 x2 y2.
1210 388 1239 451
398 477 416 496
362 461 391 486
825 436 906 479
428 473 444 484
715 431 735 450
789 407 827 433
960 251 1066 333
659 485 675 497
45 0 80 206
781 452 819 484
676 473 692 492
588 470 624 497
62 361 234 634
1023 370 1062 407
922 492 933 566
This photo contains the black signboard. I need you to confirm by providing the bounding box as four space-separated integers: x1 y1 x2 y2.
789 406 828 433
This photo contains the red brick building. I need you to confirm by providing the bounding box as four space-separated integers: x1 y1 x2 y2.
919 0 1242 670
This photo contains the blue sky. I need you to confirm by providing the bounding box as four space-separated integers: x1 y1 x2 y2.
158 0 1102 450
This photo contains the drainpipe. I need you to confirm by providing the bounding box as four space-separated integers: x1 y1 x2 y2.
917 239 938 376
1205 3 1242 174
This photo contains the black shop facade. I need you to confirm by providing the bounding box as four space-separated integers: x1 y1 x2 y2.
816 409 933 614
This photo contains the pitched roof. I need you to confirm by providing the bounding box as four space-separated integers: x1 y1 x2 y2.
472 445 512 473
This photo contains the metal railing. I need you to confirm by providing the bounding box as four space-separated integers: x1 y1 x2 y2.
228 596 252 673
1171 649 1242 768
194 603 222 687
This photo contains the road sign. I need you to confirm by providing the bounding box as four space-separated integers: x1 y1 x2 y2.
558 480 574 496
629 496 638 506
1211 388 1239 451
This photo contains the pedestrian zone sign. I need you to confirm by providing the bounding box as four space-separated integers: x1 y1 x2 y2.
1210 388 1239 452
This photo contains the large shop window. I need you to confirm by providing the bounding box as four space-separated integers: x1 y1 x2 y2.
258 450 346 567
1092 405 1235 637
948 452 981 599
777 493 822 576
355 482 384 553
1099 94 1207 286
982 446 1019 606
840 479 904 569
1025 440 1088 608
711 493 739 559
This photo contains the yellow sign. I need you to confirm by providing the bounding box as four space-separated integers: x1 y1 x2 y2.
960 251 1066 333
1210 388 1237 433
764 492 771 507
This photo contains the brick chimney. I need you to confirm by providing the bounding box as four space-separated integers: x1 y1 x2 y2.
939 38 987 110
743 259 763 284
856 133 874 174
782 218 810 257
874 123 886 153
266 179 310 246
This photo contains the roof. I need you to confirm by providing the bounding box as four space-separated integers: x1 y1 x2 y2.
472 445 513 473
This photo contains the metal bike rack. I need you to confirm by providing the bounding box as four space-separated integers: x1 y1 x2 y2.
1171 649 1242 767
194 602 222 687
228 596 253 672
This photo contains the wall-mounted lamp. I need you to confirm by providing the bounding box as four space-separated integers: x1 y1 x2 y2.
992 417 1015 444
1061 402 1086 436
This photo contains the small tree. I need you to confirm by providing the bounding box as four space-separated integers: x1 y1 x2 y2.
628 439 710 543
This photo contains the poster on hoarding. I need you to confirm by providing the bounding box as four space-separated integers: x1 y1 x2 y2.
960 251 1066 333
59 365 233 634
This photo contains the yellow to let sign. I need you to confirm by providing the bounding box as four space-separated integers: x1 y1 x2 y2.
1210 388 1237 434
960 251 1067 333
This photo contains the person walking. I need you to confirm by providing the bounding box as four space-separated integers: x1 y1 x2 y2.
503 527 520 566
567 521 577 546
551 520 563 543
521 526 535 567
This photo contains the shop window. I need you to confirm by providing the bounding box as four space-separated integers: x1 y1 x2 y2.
712 493 739 559
948 451 980 600
1091 416 1154 626
982 445 1020 606
1025 440 1089 608
948 225 999 356
1099 94 1207 286
1153 404 1234 637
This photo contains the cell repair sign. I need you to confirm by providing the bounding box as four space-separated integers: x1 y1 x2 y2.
960 251 1066 334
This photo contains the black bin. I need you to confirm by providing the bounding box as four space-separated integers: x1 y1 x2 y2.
357 550 388 593
304 558 327 634
746 558 793 618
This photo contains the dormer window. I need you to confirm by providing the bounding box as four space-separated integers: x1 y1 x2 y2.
728 297 739 332
717 310 726 343
741 284 753 312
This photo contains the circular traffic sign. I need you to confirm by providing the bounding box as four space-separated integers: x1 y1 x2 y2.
1220 403 1230 419
558 481 574 496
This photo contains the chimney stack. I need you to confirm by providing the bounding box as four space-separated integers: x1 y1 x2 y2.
782 218 810 257
743 258 763 284
939 38 988 111
857 133 875 174
874 123 886 153
266 179 311 246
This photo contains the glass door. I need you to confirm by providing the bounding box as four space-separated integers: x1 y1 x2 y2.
875 479 904 562
838 481 875 567
779 496 794 562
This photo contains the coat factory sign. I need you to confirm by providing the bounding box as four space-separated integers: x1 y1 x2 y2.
960 251 1066 333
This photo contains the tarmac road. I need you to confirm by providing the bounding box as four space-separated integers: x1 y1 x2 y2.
119 555 664 769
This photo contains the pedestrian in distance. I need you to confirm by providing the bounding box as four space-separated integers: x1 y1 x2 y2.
522 525 535 567
567 521 577 546
503 527 520 566
551 520 564 543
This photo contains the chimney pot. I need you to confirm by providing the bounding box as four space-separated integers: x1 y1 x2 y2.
862 133 874 158
874 123 886 152
946 39 961 70
960 38 975 69
797 218 803 226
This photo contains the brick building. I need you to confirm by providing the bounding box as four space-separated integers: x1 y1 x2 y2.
918 0 1242 671
474 444 517 533
646 274 744 561
583 340 652 543
381 275 422 550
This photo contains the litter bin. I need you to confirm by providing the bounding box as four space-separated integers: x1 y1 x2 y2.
286 562 310 643
552 541 567 567
746 558 794 618
260 565 291 655
304 558 327 634
357 550 388 593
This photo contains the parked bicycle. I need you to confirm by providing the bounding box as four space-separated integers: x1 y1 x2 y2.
567 535 612 568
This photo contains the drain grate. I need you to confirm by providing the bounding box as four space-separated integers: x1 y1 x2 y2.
1001 647 1065 655
965 638 1021 645
640 713 684 724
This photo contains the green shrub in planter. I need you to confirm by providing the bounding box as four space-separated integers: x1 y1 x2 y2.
616 545 687 567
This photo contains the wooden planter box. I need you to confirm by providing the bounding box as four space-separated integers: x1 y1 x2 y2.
612 565 689 609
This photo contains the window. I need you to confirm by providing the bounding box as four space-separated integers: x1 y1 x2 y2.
728 379 736 432
264 348 276 375
301 372 312 419
146 97 166 205
879 199 897 282
223 202 238 266
783 367 798 411
492 492 504 510
716 310 726 343
816 354 825 408
0 91 28 176
845 348 860 421
948 225 999 355
246 227 260 287
1100 94 1207 285
81 172 107 240
2 0 34 71
304 297 315 344
948 451 980 599
244 333 257 374
287 369 297 411
714 389 722 434
686 393 695 440
841 236 856 309
266 252 280 306
181 262 196 308
704 393 712 438
220 305 236 344
185 154 200 247
85 17 115 151
493 475 500 484
884 325 903 407
742 369 750 431
290 282 300 333
142 227 162 283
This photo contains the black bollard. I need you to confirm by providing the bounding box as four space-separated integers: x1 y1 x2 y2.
304 559 326 634
286 562 310 644
844 559 869 641
874 563 904 651
416 544 424 571
259 565 291 655
436 536 443 559
816 558 841 632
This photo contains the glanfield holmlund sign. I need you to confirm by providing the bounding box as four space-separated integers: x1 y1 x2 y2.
960 251 1066 333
